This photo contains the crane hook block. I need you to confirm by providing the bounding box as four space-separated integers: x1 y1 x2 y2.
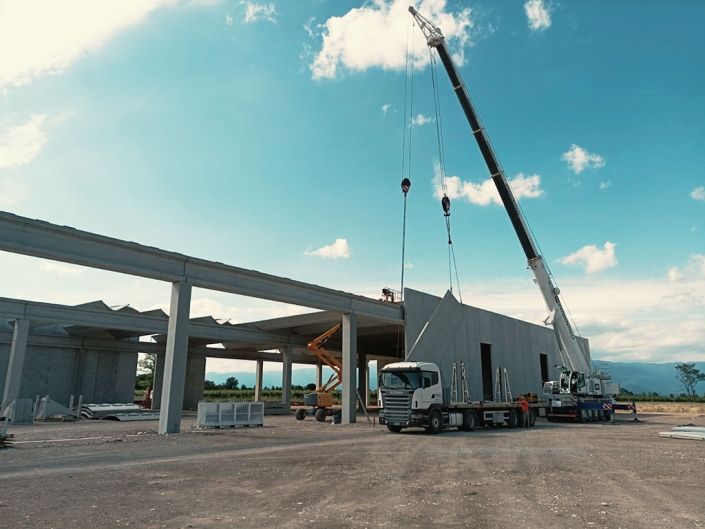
441 195 451 216
401 178 411 195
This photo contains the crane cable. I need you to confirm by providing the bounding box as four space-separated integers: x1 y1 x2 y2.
399 14 415 305
429 48 463 304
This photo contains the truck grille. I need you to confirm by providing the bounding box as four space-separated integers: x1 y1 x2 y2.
381 390 413 423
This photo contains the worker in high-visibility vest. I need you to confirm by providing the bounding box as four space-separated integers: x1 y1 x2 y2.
520 396 530 428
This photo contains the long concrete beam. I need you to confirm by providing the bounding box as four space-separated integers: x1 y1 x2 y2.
0 297 308 347
0 212 403 323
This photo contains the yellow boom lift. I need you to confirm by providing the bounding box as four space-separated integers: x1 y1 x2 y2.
294 324 343 422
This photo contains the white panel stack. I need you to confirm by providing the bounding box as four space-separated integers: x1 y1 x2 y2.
197 401 264 428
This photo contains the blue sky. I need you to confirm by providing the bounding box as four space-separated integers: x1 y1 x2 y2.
0 0 703 375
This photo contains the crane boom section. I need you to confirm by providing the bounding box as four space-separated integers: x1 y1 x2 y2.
409 6 589 373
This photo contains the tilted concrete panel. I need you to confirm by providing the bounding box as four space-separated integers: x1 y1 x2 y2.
403 289 590 400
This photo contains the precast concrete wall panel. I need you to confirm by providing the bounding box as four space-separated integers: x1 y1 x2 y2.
0 343 9 394
116 352 138 403
183 355 206 410
48 347 77 406
93 351 118 403
79 350 99 402
403 289 589 399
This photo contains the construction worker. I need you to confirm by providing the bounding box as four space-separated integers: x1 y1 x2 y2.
520 396 530 428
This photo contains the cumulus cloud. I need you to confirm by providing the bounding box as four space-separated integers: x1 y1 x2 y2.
39 261 84 277
226 14 233 25
304 238 351 259
410 113 433 127
668 254 705 283
524 0 551 32
561 144 605 174
0 115 48 168
0 178 30 206
599 182 611 190
558 242 617 273
691 186 705 201
382 103 390 117
434 166 544 206
240 2 277 24
0 0 185 89
309 0 474 80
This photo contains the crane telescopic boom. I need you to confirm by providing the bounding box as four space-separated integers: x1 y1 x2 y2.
408 6 592 376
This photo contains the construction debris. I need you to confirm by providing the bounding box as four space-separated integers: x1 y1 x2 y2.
659 426 705 441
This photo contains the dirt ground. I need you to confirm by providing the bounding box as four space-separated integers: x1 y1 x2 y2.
1 410 704 529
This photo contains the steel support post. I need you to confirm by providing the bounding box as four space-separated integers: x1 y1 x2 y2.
2 318 30 410
158 281 192 434
342 313 357 424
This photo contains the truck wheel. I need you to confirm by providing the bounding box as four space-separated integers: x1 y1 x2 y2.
508 409 519 428
462 410 477 432
579 409 588 423
295 408 306 421
314 408 327 422
387 425 402 433
529 410 536 427
426 410 443 434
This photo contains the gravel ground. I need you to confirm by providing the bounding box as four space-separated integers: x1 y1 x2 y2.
1 411 704 529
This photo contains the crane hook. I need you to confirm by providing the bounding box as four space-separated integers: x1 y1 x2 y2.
441 195 451 217
401 178 411 195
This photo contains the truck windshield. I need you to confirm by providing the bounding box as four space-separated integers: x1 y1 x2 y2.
380 371 421 390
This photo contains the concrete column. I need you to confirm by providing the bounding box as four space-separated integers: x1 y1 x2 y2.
342 313 357 424
2 318 31 410
158 281 192 434
357 352 368 408
281 346 292 408
254 359 264 401
151 353 165 410
315 363 323 389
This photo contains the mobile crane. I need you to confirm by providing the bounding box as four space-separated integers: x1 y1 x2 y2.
407 7 625 422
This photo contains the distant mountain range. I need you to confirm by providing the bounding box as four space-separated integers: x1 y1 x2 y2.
206 361 705 396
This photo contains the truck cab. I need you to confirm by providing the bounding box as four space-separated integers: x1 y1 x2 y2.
378 362 445 432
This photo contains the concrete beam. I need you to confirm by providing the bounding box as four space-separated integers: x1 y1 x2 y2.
0 297 308 347
1 319 30 410
342 313 357 424
0 212 402 324
158 282 192 434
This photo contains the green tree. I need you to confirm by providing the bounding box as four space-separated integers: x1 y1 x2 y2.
224 376 239 390
137 353 157 388
675 363 705 400
204 380 217 390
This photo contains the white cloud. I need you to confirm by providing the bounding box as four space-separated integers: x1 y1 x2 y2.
0 178 30 206
226 14 233 26
240 2 277 24
0 0 185 89
558 242 618 273
382 103 390 117
691 186 705 201
561 144 605 174
39 262 84 277
0 115 48 168
404 263 414 269
435 166 544 206
599 182 611 190
309 0 474 80
410 113 433 127
524 0 551 32
668 254 705 283
304 238 351 259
